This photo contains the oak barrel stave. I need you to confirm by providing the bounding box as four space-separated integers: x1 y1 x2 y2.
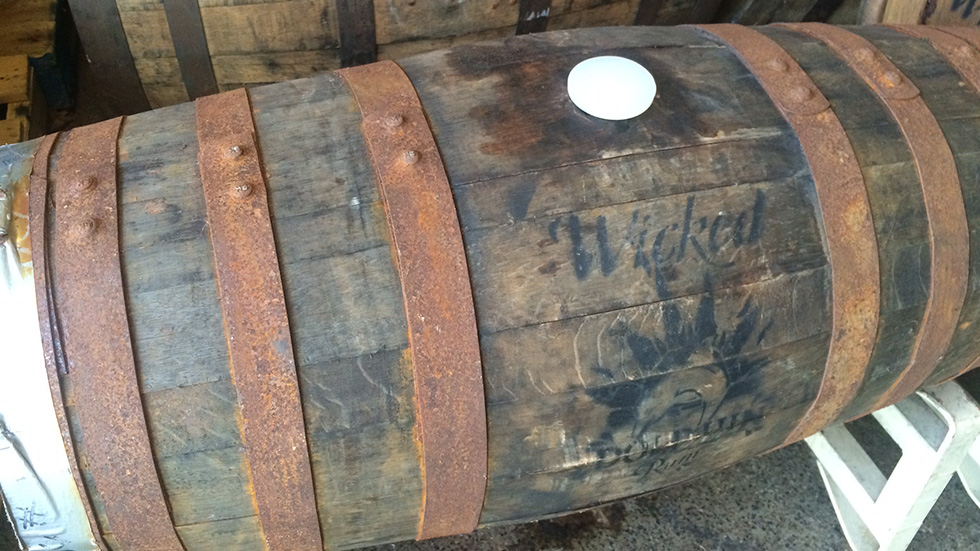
410 26 829 524
1 24 980 550
110 0 652 108
849 26 980 387
758 25 931 424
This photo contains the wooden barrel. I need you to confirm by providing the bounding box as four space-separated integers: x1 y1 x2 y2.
1 23 979 551
65 0 833 111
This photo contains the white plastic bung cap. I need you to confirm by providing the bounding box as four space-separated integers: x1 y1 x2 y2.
567 56 657 121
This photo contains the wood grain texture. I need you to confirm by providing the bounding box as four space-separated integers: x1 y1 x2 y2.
13 25 980 551
881 0 928 23
0 0 57 58
847 26 980 386
108 0 661 108
0 56 31 105
404 24 830 525
697 24 879 445
924 0 980 25
760 26 929 424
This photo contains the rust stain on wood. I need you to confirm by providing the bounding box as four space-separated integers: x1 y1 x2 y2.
196 88 324 551
337 60 488 540
784 23 969 412
696 24 879 443
49 118 186 550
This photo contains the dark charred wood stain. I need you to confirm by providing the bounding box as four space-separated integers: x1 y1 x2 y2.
507 179 538 222
442 40 706 169
582 276 771 477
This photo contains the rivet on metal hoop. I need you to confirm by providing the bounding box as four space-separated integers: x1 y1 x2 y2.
404 150 420 165
73 217 98 240
789 85 814 104
76 175 98 194
384 114 404 128
768 58 789 73
882 71 903 87
232 183 253 199
855 47 875 62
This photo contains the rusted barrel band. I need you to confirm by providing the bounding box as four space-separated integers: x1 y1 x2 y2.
937 26 980 50
891 25 980 379
889 26 980 94
29 133 109 551
47 119 187 550
336 60 488 540
695 24 880 443
783 23 969 412
195 89 323 551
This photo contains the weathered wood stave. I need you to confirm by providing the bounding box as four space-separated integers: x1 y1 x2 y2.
72 0 834 110
1 23 979 551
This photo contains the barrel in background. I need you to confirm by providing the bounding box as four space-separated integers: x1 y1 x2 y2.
68 0 859 111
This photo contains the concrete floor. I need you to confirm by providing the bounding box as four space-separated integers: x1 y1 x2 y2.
4 433 980 550
364 436 980 551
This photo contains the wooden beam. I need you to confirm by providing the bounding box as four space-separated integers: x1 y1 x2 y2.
65 0 150 114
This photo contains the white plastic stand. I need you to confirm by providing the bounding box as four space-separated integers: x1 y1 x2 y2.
805 381 980 551
957 435 980 509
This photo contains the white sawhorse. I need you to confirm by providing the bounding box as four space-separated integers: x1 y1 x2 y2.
805 381 980 551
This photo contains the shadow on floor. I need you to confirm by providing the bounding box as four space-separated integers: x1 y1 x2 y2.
366 440 980 551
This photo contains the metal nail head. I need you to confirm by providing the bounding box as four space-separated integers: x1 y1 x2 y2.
789 86 813 104
76 175 98 194
882 71 903 86
384 114 404 128
768 58 789 73
73 218 98 240
233 183 253 199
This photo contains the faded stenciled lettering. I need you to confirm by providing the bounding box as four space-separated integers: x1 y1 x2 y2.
568 279 774 478
950 0 980 22
548 190 766 298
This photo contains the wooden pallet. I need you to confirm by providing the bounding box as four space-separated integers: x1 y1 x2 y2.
0 0 75 111
0 55 45 146
0 0 57 58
